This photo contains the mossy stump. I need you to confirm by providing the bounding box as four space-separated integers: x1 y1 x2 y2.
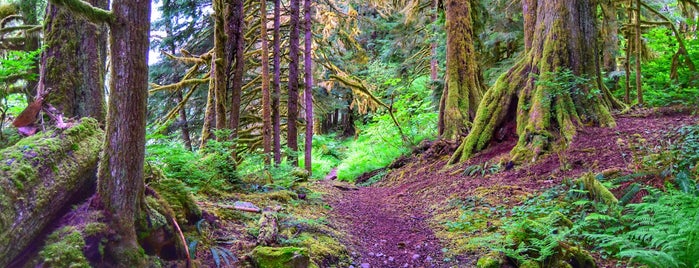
251 246 311 268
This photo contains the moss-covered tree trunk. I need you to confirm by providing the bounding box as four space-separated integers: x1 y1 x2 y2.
450 0 616 164
438 0 485 140
96 0 150 264
212 0 227 132
0 119 103 267
41 0 107 122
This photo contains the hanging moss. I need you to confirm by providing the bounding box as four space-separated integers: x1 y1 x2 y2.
0 3 17 21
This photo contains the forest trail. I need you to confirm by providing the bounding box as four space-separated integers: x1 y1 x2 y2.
321 108 698 268
326 184 450 268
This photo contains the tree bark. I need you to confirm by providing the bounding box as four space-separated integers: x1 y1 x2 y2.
634 0 643 105
0 119 103 267
41 0 108 122
600 0 619 90
451 0 616 164
272 0 282 165
303 0 313 173
97 0 150 264
228 0 245 161
439 0 485 140
288 0 301 166
212 0 227 132
261 0 272 165
175 90 193 151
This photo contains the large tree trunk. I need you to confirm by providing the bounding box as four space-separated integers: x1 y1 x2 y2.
41 0 108 122
600 0 620 90
438 0 485 140
261 0 272 165
0 119 103 267
288 0 301 166
227 0 245 161
303 0 314 173
450 0 616 164
97 0 151 264
212 0 227 132
272 0 283 165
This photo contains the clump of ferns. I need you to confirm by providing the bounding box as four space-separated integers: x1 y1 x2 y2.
188 219 238 267
579 175 699 268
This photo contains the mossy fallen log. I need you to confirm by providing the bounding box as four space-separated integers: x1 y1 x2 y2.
0 118 103 267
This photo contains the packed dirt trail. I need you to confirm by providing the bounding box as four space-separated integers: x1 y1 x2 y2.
322 109 698 268
327 185 450 268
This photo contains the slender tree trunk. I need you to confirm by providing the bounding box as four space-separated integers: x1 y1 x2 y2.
439 0 485 140
41 0 107 122
430 0 439 90
451 0 615 164
175 90 193 151
213 0 227 132
272 0 282 165
634 0 643 105
98 0 151 264
228 0 245 159
288 0 301 166
261 0 272 165
19 0 40 99
303 0 313 173
201 82 216 148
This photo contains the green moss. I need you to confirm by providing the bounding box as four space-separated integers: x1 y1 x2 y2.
0 3 17 20
476 251 503 268
149 177 201 225
39 227 90 268
251 246 310 268
84 222 107 236
295 233 349 266
579 173 618 205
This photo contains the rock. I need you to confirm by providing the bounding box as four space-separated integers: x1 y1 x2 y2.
251 246 310 268
234 201 261 213
360 263 370 268
425 256 433 262
325 168 338 180
388 257 395 262
376 253 384 257
412 254 420 260
368 252 375 257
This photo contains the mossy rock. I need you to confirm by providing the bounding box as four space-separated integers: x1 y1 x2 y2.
251 246 311 268
291 168 310 180
39 227 91 268
476 251 503 268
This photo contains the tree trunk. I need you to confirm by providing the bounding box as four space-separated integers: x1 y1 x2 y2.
19 0 41 99
451 0 616 164
439 0 485 140
213 0 227 132
261 0 272 165
0 119 103 267
272 0 282 165
303 0 313 173
600 0 619 90
228 0 245 160
41 0 108 122
634 0 643 105
175 90 193 151
288 0 301 166
430 0 439 91
97 0 151 264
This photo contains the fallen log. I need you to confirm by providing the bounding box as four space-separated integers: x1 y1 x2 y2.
0 118 103 266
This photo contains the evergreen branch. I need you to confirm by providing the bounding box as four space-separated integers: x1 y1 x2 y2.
149 78 210 93
48 0 113 24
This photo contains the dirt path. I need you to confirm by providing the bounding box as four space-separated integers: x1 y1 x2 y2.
328 185 449 268
324 110 698 268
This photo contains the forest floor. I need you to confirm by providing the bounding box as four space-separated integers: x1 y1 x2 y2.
323 108 698 268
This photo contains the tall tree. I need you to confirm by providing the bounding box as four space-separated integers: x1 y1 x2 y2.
212 0 227 131
450 0 616 164
438 0 485 140
47 0 151 264
41 0 108 122
272 0 282 164
303 0 313 173
261 0 272 165
288 0 301 166
228 0 245 158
